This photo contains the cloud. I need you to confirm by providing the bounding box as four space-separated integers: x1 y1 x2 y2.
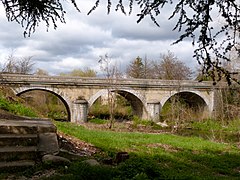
0 2 199 76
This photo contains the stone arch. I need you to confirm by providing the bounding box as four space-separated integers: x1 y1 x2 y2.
88 89 147 119
13 87 72 121
161 90 209 114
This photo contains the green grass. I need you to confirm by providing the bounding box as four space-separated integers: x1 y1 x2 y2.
181 119 240 143
88 118 108 124
0 95 38 117
54 121 240 179
191 118 240 132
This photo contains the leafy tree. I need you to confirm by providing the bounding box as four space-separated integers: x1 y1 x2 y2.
126 56 153 79
152 51 193 80
126 56 144 78
2 0 239 83
60 68 97 77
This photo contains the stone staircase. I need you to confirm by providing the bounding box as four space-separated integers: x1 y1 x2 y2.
0 119 59 168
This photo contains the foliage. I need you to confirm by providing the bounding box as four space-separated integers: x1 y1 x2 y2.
191 118 240 133
160 95 205 129
1 0 79 37
34 68 49 76
1 53 34 74
88 118 108 124
59 68 97 77
126 56 154 79
210 86 240 121
89 96 132 121
152 51 193 80
20 90 67 121
89 100 110 119
127 56 145 78
98 54 123 128
186 118 240 143
132 116 161 130
126 51 192 80
0 93 37 117
122 0 239 84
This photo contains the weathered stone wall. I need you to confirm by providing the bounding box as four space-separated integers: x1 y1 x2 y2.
0 73 224 122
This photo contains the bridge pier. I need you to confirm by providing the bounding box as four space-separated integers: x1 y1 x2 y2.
72 99 88 123
147 101 161 122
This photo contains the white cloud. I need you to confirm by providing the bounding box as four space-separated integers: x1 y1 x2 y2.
0 1 201 76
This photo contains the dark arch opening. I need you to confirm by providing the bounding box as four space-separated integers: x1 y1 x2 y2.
89 90 144 120
161 91 207 122
17 89 71 121
117 90 143 118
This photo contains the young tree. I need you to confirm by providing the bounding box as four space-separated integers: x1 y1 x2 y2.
126 56 144 78
2 0 239 82
152 51 193 80
126 56 153 79
98 54 122 128
1 53 16 73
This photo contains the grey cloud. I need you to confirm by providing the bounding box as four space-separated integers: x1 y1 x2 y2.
0 2 198 76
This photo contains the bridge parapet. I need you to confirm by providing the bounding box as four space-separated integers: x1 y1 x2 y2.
0 73 225 89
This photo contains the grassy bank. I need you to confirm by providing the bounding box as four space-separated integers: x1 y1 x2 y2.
0 87 38 118
54 121 240 179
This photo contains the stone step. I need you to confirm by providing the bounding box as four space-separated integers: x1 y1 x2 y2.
0 119 59 168
0 125 37 135
0 119 57 134
0 146 38 161
0 160 35 168
0 134 38 147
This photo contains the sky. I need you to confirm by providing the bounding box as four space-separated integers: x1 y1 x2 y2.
0 1 200 76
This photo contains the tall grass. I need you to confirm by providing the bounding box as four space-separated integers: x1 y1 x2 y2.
0 95 38 117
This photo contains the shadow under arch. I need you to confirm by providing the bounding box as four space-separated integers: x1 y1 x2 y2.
17 89 71 121
162 91 208 115
89 89 146 119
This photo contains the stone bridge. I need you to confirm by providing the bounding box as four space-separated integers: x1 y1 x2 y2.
0 73 223 123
